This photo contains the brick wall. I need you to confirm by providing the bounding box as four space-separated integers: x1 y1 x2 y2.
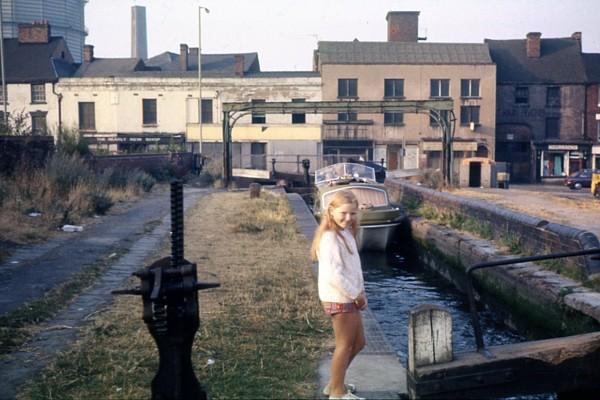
89 152 194 179
386 179 600 277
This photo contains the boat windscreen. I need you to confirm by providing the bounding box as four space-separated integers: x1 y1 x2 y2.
315 163 376 184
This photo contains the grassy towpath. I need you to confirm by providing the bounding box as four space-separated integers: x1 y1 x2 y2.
18 190 330 399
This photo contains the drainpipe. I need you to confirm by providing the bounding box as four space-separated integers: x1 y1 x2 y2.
52 82 63 136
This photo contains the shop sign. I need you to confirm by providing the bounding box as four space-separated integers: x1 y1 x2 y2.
83 134 185 145
592 145 600 154
548 144 578 151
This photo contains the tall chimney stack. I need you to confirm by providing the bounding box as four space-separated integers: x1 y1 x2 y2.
131 6 148 60
526 32 541 58
386 11 420 42
83 45 94 63
571 32 582 51
180 44 189 71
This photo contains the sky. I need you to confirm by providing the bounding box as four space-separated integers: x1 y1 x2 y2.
85 0 600 71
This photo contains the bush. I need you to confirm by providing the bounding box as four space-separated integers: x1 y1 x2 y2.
196 157 223 187
46 152 93 195
89 190 114 215
128 169 156 193
56 128 91 157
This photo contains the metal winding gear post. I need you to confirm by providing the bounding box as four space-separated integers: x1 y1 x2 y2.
113 180 219 399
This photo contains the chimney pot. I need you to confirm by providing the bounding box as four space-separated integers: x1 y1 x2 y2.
83 44 94 63
180 44 189 71
526 32 541 58
386 11 420 42
235 55 245 77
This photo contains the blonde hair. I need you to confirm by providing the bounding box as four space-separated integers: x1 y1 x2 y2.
310 190 360 261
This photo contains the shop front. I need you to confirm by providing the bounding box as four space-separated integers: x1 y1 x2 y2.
536 143 591 179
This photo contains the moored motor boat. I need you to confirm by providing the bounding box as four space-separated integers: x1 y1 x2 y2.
313 163 404 251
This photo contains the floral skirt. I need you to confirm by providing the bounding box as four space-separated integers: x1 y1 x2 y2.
322 301 359 316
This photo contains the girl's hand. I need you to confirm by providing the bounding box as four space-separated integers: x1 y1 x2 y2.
354 293 367 310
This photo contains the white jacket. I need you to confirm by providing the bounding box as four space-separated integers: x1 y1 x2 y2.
317 229 365 303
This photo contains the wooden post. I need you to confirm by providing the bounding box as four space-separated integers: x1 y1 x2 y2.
408 304 453 399
249 182 261 199
408 304 453 374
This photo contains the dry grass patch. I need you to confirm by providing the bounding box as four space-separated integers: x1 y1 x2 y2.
19 191 330 399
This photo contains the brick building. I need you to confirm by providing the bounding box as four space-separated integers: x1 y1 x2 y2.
487 32 591 182
314 12 496 173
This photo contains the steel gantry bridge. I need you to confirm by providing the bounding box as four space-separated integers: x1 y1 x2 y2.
221 99 455 187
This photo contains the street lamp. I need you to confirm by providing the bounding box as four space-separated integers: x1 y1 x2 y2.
198 6 209 154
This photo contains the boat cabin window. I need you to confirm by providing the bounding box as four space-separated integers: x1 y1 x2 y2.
323 188 388 209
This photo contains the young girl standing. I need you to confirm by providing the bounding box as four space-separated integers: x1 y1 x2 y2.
311 190 367 400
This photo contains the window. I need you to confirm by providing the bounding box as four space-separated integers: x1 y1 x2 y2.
384 112 404 125
0 87 5 104
429 110 449 127
338 112 357 122
338 79 358 98
596 121 600 141
460 79 480 97
251 142 266 170
515 87 529 105
31 84 46 103
30 112 47 134
143 99 157 125
384 79 404 98
546 87 561 108
201 99 213 123
251 99 266 124
545 117 560 138
78 102 95 130
460 106 480 125
291 98 306 124
430 79 450 98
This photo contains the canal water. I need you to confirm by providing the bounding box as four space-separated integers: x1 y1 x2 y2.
361 249 556 400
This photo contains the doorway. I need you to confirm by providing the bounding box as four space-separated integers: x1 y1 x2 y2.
469 162 481 187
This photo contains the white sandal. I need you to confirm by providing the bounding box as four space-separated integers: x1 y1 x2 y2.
328 391 365 400
323 383 357 396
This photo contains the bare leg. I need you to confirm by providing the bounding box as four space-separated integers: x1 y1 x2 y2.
329 312 362 397
346 311 366 368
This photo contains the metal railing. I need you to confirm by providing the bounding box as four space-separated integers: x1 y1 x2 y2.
322 124 373 140
466 248 600 356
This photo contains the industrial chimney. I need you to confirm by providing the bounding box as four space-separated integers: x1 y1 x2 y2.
131 6 148 60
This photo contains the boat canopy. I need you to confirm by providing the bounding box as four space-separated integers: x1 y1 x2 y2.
315 163 376 185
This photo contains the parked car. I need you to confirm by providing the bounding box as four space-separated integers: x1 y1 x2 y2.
564 169 600 189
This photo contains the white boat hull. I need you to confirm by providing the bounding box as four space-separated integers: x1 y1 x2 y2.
358 222 401 252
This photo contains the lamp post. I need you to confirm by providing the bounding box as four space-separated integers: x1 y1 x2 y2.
0 5 8 129
198 6 209 154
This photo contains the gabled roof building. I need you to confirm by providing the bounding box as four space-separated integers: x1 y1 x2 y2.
314 12 496 178
583 53 600 170
487 32 592 182
1 21 77 136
